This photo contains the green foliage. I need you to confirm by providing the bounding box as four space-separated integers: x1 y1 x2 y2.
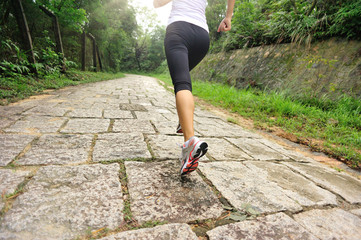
209 0 361 52
328 0 361 38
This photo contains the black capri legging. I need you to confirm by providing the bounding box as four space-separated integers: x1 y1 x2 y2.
164 21 210 94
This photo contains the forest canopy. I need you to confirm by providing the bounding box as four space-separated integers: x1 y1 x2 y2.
0 0 360 76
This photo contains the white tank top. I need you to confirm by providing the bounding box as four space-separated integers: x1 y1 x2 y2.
168 0 209 32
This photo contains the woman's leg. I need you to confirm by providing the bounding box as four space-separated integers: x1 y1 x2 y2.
176 90 194 142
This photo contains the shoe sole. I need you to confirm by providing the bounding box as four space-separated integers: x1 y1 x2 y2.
181 142 208 175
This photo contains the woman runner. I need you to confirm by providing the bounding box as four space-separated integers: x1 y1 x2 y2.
153 0 235 175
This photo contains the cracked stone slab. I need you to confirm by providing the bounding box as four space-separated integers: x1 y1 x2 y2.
284 162 361 204
294 209 361 240
0 116 21 129
0 164 123 240
226 138 289 160
22 106 68 117
119 103 147 111
98 223 198 240
194 118 261 138
135 112 168 121
67 108 103 118
61 118 110 133
0 169 31 210
147 135 184 159
125 160 223 224
103 109 133 119
151 120 182 135
0 134 36 166
203 138 252 161
93 133 151 161
199 161 302 214
113 119 155 134
248 161 337 207
17 134 93 165
207 213 318 240
350 208 361 217
258 138 316 163
147 135 209 161
4 116 66 134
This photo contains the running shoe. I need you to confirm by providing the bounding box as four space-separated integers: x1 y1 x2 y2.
180 136 208 175
176 123 183 134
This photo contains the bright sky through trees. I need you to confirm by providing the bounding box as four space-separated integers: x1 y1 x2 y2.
131 0 172 26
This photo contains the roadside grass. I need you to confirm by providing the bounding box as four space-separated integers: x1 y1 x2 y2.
152 73 361 168
0 70 125 105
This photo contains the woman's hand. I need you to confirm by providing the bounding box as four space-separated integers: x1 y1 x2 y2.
217 17 232 32
153 0 172 8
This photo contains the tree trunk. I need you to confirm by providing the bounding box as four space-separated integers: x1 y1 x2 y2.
39 6 66 72
81 31 86 71
11 0 36 67
96 45 103 71
87 33 97 72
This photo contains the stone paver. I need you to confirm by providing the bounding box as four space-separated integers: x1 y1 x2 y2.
67 108 103 118
1 75 361 239
4 115 65 133
350 208 361 217
22 105 69 117
226 137 290 160
203 137 252 160
0 169 30 209
98 223 198 240
0 134 36 166
207 213 318 240
125 161 223 223
113 119 155 134
294 209 361 240
199 161 338 214
17 134 93 165
0 164 123 240
61 118 110 133
284 162 361 204
93 133 151 161
103 109 134 119
147 135 186 160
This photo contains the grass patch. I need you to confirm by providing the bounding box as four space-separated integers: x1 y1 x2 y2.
152 73 361 168
0 70 125 105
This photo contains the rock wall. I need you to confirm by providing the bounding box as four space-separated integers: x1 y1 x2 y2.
191 39 361 99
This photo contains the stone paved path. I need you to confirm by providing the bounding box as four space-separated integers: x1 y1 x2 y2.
0 75 361 240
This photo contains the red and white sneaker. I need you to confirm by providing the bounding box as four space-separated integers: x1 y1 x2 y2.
180 136 208 175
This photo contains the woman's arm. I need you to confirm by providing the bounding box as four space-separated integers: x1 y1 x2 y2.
153 0 172 8
217 0 235 32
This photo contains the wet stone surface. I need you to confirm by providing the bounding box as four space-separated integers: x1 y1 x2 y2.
17 134 93 165
93 133 151 161
98 223 198 240
207 213 318 240
0 134 36 166
0 164 123 240
125 160 223 224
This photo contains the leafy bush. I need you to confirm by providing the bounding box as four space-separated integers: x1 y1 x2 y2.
208 0 361 52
